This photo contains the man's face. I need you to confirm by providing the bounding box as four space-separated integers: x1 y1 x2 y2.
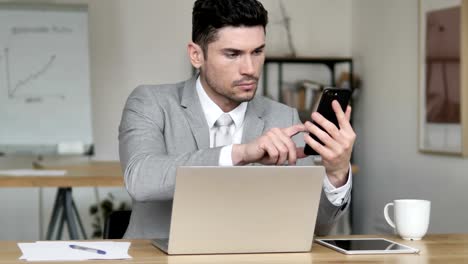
199 26 265 111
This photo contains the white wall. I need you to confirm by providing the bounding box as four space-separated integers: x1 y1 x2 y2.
89 0 194 161
0 0 352 240
262 0 351 57
351 0 468 234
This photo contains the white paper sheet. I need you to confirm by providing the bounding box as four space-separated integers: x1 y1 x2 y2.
18 241 132 261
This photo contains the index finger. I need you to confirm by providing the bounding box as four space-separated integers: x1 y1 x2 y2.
282 124 307 137
332 100 352 131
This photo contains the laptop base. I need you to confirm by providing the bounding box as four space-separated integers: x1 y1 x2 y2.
151 238 169 253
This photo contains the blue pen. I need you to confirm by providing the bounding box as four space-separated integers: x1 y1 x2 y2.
69 244 106 255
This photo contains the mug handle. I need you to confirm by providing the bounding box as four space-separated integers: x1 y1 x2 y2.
384 202 396 228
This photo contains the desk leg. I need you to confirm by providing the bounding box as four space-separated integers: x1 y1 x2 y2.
64 188 79 239
72 199 87 239
56 208 66 240
46 187 88 240
46 189 64 240
38 187 44 240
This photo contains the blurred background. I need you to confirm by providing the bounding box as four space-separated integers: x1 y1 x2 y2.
0 0 467 240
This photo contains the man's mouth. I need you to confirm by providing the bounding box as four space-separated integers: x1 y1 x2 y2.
237 82 256 90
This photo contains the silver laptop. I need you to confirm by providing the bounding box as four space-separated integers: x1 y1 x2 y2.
152 166 325 255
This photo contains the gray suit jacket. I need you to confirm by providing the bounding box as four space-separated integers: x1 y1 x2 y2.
119 76 349 239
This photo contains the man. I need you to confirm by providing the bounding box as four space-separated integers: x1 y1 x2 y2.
119 0 356 239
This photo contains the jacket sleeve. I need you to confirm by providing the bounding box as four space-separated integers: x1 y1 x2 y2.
118 87 221 202
290 108 350 236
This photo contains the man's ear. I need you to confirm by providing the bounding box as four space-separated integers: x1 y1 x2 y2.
187 42 204 69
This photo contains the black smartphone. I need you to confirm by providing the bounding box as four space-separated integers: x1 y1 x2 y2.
304 87 351 156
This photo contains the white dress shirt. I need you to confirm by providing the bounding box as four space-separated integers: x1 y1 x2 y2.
196 77 352 206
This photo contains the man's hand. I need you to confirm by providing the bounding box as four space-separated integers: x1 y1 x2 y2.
232 124 307 166
304 100 356 187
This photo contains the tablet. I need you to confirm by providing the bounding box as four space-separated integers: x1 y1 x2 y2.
315 238 420 255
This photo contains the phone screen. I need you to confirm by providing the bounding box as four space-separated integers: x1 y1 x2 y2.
304 88 351 156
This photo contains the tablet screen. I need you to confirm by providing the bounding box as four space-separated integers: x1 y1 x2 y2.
321 239 408 251
316 238 419 254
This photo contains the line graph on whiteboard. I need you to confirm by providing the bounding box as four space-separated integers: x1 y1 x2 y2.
1 47 65 103
0 4 93 153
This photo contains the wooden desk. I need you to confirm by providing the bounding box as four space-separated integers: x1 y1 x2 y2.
0 162 124 240
0 161 123 187
0 161 357 187
2 234 467 263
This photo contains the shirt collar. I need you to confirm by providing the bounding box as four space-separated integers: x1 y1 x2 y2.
196 76 247 129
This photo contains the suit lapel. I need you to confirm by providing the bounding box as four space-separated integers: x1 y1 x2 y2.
181 76 266 147
241 96 265 144
180 76 210 149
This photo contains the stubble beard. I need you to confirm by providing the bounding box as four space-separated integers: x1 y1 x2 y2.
204 73 258 105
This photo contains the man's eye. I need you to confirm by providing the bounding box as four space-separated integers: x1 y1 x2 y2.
225 52 239 58
253 49 264 55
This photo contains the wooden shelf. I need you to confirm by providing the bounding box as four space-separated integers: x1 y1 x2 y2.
262 56 354 117
265 56 352 63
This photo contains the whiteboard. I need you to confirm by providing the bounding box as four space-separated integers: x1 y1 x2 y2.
0 4 92 155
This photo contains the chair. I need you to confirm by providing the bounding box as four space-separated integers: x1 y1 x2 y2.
103 210 131 239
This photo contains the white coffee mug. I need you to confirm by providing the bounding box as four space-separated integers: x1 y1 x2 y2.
384 199 431 240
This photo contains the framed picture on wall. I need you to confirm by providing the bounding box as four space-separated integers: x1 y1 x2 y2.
418 0 468 156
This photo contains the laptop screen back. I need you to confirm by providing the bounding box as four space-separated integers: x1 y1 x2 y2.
166 166 325 254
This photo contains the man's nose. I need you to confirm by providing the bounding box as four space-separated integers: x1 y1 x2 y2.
240 55 255 75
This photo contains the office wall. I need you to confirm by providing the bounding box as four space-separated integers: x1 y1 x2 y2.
351 0 468 234
89 0 194 161
0 0 351 240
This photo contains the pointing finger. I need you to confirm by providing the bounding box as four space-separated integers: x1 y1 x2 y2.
282 124 307 137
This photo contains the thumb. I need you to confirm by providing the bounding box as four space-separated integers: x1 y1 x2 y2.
296 147 307 159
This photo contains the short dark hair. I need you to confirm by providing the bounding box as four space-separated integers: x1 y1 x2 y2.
192 0 268 56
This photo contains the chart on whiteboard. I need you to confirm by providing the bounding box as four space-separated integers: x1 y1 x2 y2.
0 18 88 103
3 47 61 102
0 5 93 152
